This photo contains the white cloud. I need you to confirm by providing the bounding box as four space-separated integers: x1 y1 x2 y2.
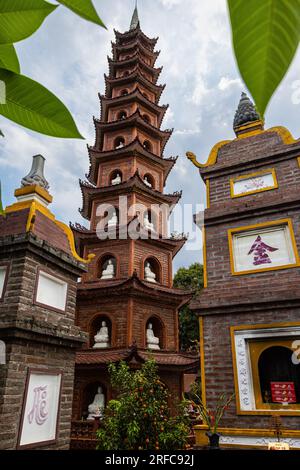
1 0 299 271
218 76 242 91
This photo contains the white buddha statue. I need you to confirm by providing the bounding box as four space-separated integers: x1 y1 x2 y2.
87 386 105 420
146 323 160 350
93 321 110 349
145 262 156 283
144 212 154 231
144 176 152 188
115 140 125 149
107 209 118 227
111 173 122 185
101 259 115 280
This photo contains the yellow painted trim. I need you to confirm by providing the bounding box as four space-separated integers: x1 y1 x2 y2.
194 424 300 438
202 227 207 288
205 179 210 208
186 126 299 169
230 168 278 199
231 322 300 416
5 200 55 221
5 200 92 264
249 338 300 412
199 317 206 406
54 220 95 264
186 141 231 168
14 185 53 204
235 120 264 132
228 218 300 276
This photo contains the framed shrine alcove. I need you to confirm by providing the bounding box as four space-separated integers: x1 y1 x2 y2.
231 322 300 416
249 339 300 412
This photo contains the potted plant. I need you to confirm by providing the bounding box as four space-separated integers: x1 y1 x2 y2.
188 387 234 450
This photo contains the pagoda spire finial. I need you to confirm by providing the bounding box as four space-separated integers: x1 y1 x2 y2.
130 0 140 30
21 155 49 191
233 92 260 130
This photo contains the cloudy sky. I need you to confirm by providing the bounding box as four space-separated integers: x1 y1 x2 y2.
1 0 300 272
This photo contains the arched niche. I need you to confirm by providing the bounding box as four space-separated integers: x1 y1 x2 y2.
117 110 127 120
120 89 129 96
142 139 152 152
143 209 157 232
98 254 117 280
142 113 151 124
143 173 155 189
89 314 113 348
114 136 125 149
258 346 300 404
143 256 161 284
81 382 107 420
145 315 165 350
110 169 123 185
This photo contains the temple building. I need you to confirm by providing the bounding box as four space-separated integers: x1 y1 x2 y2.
0 156 90 449
188 93 300 449
70 6 199 431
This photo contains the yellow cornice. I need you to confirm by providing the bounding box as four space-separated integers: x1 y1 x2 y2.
186 126 299 170
5 200 93 265
194 424 300 438
14 185 53 204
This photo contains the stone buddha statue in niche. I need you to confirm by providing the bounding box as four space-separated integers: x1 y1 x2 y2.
107 209 118 227
101 259 115 280
146 323 160 350
143 212 154 231
87 386 105 419
143 176 152 187
93 320 110 348
115 140 125 149
144 262 156 283
111 173 122 185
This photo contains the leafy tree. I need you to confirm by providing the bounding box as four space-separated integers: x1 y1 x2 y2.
173 263 203 351
97 360 191 451
0 0 106 139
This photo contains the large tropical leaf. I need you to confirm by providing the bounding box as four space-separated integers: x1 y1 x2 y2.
0 68 83 138
57 0 106 28
0 0 57 44
228 0 300 117
0 44 20 73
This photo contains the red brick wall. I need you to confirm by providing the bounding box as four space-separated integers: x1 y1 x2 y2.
132 299 178 350
202 311 300 430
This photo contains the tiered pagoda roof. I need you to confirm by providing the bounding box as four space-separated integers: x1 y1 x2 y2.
77 346 198 369
111 40 160 65
93 109 173 153
79 171 181 220
108 55 162 84
104 70 165 102
86 139 177 186
99 88 168 124
71 220 187 258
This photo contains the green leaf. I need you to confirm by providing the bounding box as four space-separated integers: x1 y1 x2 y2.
0 0 57 44
0 44 20 73
228 0 300 117
0 68 83 139
57 0 106 28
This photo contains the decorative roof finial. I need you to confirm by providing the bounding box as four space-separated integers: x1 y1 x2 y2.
21 154 50 191
233 92 260 130
130 0 140 30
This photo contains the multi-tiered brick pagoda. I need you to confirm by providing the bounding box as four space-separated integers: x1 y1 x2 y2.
71 7 198 422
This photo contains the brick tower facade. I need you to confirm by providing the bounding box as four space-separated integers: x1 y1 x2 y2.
0 156 89 449
188 93 300 449
71 8 198 427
